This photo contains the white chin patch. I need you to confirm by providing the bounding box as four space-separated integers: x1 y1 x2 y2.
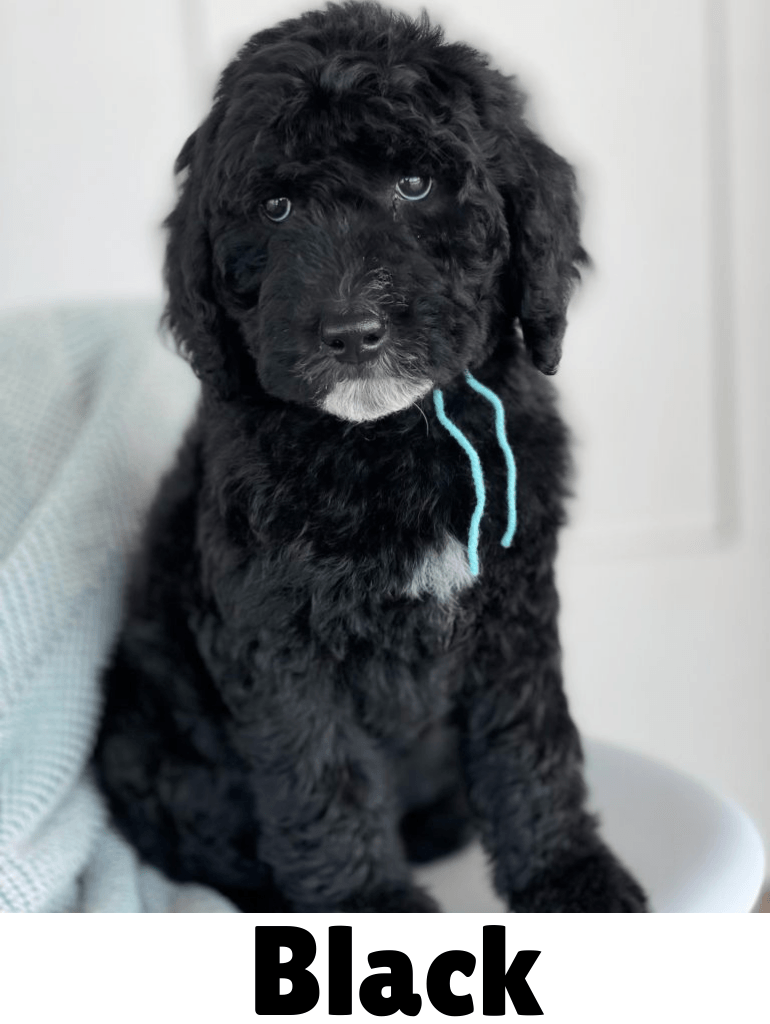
321 376 433 422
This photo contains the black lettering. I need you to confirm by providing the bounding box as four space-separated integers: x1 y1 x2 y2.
328 926 352 1015
482 926 542 1015
254 925 319 1015
359 950 422 1017
426 950 476 1015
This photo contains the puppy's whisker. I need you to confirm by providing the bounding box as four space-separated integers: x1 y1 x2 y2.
415 398 430 435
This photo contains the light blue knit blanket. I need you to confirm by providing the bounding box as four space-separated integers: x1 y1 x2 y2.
0 302 236 912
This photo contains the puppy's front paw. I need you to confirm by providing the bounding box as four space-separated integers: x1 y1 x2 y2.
508 848 648 913
341 882 440 913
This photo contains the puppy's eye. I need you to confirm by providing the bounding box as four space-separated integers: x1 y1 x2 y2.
263 197 292 222
395 176 432 201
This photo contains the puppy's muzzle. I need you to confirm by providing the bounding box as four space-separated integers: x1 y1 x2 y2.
320 310 388 364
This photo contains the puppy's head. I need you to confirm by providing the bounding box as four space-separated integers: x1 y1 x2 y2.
164 1 586 420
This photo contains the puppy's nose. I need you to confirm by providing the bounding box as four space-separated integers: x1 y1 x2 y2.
321 312 386 363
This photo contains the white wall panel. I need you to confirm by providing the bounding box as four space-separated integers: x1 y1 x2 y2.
0 0 196 309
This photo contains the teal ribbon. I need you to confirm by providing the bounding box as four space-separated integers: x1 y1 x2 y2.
432 371 517 577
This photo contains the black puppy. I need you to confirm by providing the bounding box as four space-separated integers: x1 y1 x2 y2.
95 1 647 912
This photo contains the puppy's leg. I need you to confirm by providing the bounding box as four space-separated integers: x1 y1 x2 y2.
223 692 438 912
400 786 475 864
393 721 475 864
459 553 647 913
96 639 291 906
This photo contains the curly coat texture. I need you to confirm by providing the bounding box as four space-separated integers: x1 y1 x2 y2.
94 1 647 912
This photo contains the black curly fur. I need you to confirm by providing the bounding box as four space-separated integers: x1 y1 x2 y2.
94 1 647 912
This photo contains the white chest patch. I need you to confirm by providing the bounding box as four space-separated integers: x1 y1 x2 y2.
403 534 475 603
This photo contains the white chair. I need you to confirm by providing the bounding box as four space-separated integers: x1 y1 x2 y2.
415 738 766 912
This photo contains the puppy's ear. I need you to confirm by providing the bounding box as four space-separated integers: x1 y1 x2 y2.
163 125 251 398
482 73 588 374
